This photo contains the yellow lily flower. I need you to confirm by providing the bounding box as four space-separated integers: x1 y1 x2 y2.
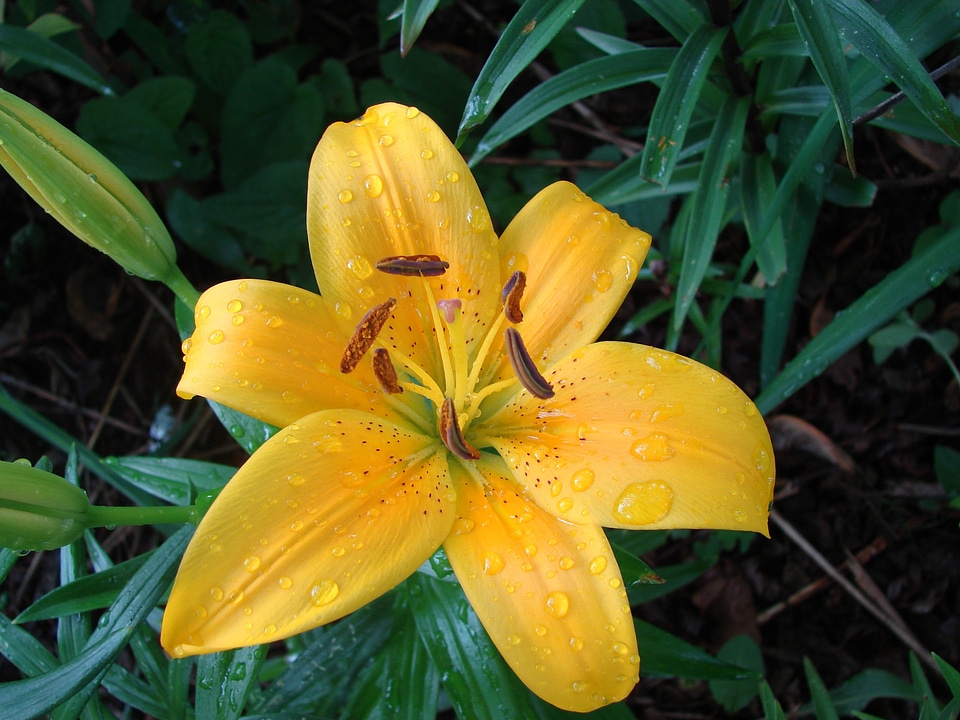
160 103 775 712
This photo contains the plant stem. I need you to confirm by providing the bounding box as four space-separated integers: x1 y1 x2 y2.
87 503 198 528
165 266 201 310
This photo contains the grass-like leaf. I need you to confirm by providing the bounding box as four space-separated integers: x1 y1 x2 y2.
0 24 113 95
106 456 236 506
804 657 841 720
639 23 725 187
457 0 587 141
740 152 788 284
756 221 960 414
400 0 443 56
196 646 268 720
631 0 705 42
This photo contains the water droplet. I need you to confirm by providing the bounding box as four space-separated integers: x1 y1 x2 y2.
181 338 193 355
534 624 547 636
446 171 459 183
545 591 570 618
592 270 612 293
637 383 655 399
347 254 373 278
193 605 208 618
210 587 224 601
405 107 420 119
243 556 262 572
281 390 295 403
558 556 575 570
363 174 383 198
569 636 584 652
649 403 683 423
278 576 293 590
332 546 346 557
466 206 489 233
338 189 354 204
227 299 242 313
612 641 629 655
335 301 353 320
420 149 434 159
452 517 475 534
346 149 359 158
228 589 244 604
288 472 305 487
379 134 394 147
229 424 245 438
630 433 676 461
232 315 245 326
309 579 339 606
550 481 563 498
208 330 225 344
589 556 607 575
613 481 674 525
266 315 283 328
482 552 505 575
557 497 573 513
755 447 772 474
571 468 595 492
426 190 441 202
506 634 521 646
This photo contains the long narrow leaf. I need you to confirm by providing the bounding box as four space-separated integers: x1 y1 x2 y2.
457 0 586 140
470 48 677 164
400 0 442 56
740 153 787 284
0 24 113 94
756 222 960 414
787 0 856 171
639 23 725 187
673 95 749 332
630 0 705 43
826 0 960 146
196 645 268 720
636 619 758 680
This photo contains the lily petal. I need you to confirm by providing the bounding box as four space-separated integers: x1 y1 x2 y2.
179 280 390 429
308 103 500 379
491 182 651 378
443 455 638 712
161 410 452 655
479 343 775 534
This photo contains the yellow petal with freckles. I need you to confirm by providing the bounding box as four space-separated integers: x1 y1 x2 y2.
161 410 452 656
490 182 651 378
179 280 395 430
308 103 500 380
443 456 638 713
479 343 775 534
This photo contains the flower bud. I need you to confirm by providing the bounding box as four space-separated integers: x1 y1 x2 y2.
0 460 90 551
0 88 177 282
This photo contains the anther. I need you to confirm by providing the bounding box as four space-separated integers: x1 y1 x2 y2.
372 348 403 394
376 255 449 277
504 327 554 399
439 397 481 460
500 271 526 324
340 298 397 373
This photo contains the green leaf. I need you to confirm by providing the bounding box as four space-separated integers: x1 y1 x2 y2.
611 543 664 589
0 24 112 94
0 612 60 676
805 658 841 720
934 446 960 498
76 96 184 181
935 653 960 698
102 663 167 718
639 23 725 187
709 635 765 712
760 681 788 720
105 456 235 506
220 57 324 188
826 0 960 147
457 0 587 140
196 646 268 720
207 399 279 455
741 152 788 284
826 668 916 715
636 619 759 681
125 76 196 131
824 169 877 207
588 160 701 207
408 572 541 719
470 48 676 164
630 0 705 42
628 559 713 605
400 0 442 55
787 0 855 171
673 95 750 332
166 189 249 272
740 24 808 61
185 10 253 93
756 221 960 414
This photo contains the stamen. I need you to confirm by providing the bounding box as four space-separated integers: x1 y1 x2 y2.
500 271 526 324
340 298 397 373
504 327 554 399
439 397 481 460
372 348 403 394
376 255 450 277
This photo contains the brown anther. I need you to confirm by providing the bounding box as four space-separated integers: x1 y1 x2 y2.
439 397 481 460
340 298 397 373
372 348 403 394
500 271 526 324
504 327 554 399
376 255 450 277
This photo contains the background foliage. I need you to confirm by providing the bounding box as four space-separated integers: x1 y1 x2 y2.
1 0 959 717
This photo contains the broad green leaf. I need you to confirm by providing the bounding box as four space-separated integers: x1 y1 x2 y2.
106 456 236 506
0 24 112 94
823 169 877 208
756 220 960 414
628 559 713 605
639 23 725 187
207 399 279 455
457 0 587 140
805 658 840 720
636 619 759 681
196 646 268 720
611 543 663 589
630 0 704 42
470 48 676 164
185 10 253 93
826 0 960 147
673 95 749 332
826 669 916 715
787 0 856 171
709 635 765 712
125 76 196 131
166 189 249 273
740 153 787 284
400 0 442 56
408 572 540 719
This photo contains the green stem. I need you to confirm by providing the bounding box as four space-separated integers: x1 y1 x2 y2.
164 266 201 310
87 503 198 528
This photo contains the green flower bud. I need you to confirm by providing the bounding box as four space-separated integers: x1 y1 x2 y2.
0 88 177 282
0 460 90 551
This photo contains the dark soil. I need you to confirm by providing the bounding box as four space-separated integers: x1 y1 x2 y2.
2 2 959 718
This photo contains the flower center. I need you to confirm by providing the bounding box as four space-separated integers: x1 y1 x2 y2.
338 255 553 460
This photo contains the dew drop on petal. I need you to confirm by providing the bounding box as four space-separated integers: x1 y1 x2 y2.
571 468 595 492
208 330 225 344
589 556 607 575
420 149 434 159
557 497 573 513
613 481 674 525
379 134 394 147
569 636 584 652
347 254 373 278
243 556 262 572
210 586 224 602
426 190 441 203
405 107 420 119
227 299 242 313
364 174 383 198
506 634 521 646
482 552 505 575
232 315 245 326
545 591 570 618
309 579 340 607
446 171 459 183
338 189 354 204
630 433 676 461
558 556 575 570
278 576 293 590
288 473 305 487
